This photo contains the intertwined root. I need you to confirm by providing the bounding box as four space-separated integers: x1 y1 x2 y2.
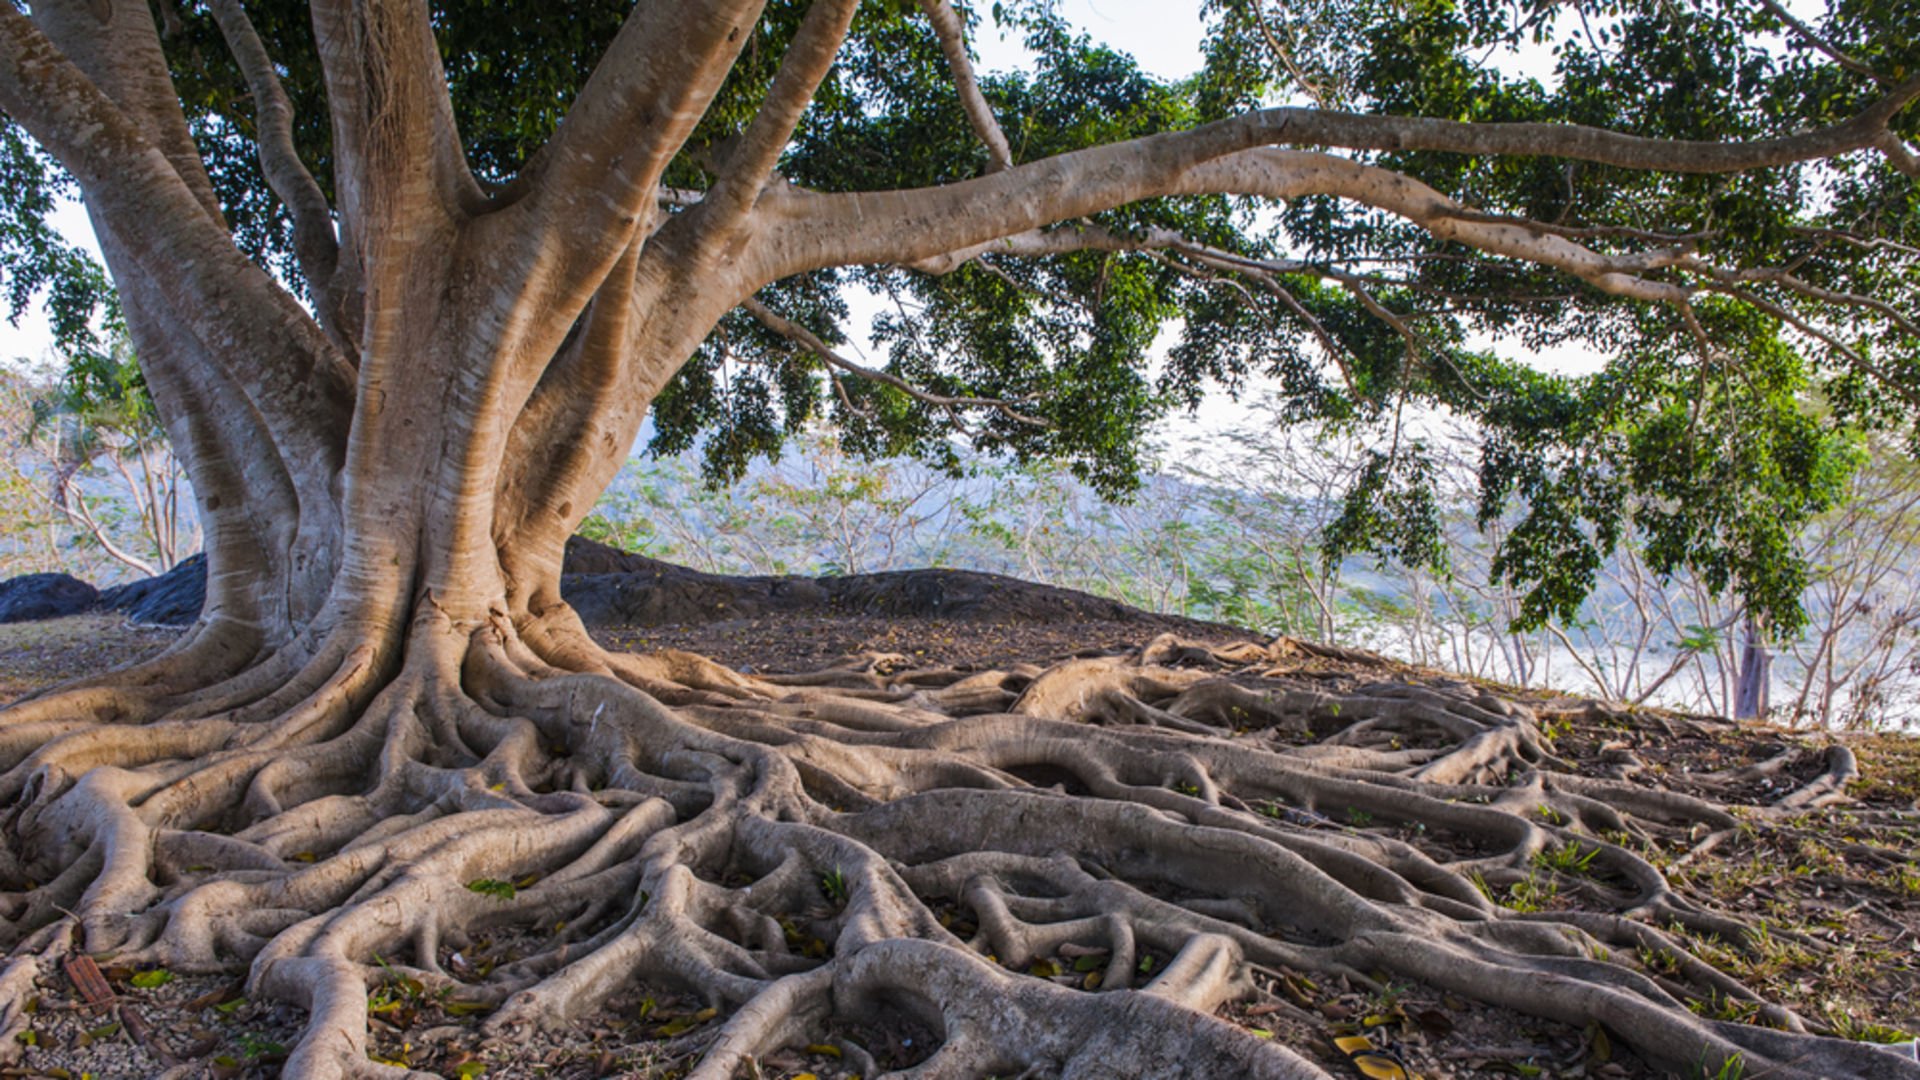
1 617 1915 1079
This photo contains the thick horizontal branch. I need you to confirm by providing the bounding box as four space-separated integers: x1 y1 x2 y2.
740 296 1052 428
836 148 1693 303
761 75 1920 281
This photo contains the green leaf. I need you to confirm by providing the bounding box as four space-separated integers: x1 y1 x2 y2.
128 968 173 989
465 878 517 900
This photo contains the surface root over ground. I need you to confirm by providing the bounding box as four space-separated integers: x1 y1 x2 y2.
2 615 1916 1079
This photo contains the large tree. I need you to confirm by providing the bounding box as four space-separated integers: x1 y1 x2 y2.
2 0 1918 1076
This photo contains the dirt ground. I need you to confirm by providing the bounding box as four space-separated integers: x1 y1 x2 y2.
3 613 1917 1079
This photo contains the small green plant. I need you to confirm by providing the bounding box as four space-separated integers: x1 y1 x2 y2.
236 1032 288 1060
1532 843 1600 876
1345 807 1374 827
1172 781 1202 797
1466 870 1496 903
1637 944 1684 976
1504 870 1559 913
465 878 516 901
1827 1009 1913 1044
1696 1050 1745 1080
1895 866 1920 896
1534 804 1569 826
820 867 849 905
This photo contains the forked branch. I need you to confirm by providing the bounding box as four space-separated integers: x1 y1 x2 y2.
514 0 767 277
693 0 862 240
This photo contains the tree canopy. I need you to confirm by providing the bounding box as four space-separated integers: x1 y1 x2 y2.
3 1 1917 633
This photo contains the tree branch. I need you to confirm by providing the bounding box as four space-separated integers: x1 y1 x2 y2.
739 296 1052 428
760 72 1920 280
508 0 767 280
206 0 347 349
29 0 228 226
1752 0 1891 86
307 0 479 239
0 4 355 462
774 146 1697 302
693 0 861 240
1704 282 1920 414
1250 0 1328 106
919 0 1013 171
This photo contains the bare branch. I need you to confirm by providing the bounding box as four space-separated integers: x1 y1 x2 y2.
1683 259 1920 339
205 0 348 348
1752 0 1891 86
919 0 1013 171
1250 1 1328 106
695 0 861 239
739 296 1052 428
1707 283 1920 413
510 0 766 278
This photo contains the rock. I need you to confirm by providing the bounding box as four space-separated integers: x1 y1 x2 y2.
98 554 206 626
0 572 100 623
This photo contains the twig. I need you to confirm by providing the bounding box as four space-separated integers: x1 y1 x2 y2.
740 297 1051 428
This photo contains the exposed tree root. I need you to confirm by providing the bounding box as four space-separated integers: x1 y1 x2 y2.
4 620 1917 1079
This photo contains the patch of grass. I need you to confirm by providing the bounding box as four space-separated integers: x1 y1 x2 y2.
820 867 849 906
1828 1009 1914 1044
1532 843 1599 876
1504 870 1559 913
1847 734 1920 805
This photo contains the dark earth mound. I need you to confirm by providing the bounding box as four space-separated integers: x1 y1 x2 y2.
555 537 1236 631
96 553 206 625
0 572 98 623
0 537 1241 635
